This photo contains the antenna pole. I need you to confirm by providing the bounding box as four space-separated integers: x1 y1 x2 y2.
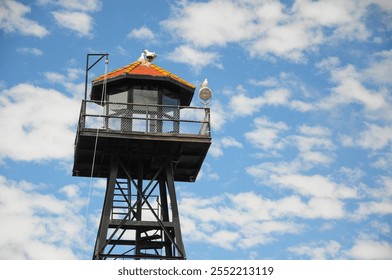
84 53 109 100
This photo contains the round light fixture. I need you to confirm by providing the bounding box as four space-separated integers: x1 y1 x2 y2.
198 87 212 105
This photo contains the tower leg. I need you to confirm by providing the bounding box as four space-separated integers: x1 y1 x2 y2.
165 163 186 258
93 156 119 260
91 157 186 260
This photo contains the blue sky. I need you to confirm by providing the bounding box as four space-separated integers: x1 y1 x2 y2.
0 0 392 260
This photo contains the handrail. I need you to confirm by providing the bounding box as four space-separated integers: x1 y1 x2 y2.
77 100 211 137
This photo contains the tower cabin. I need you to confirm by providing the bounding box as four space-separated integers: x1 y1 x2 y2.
72 54 211 260
73 59 211 182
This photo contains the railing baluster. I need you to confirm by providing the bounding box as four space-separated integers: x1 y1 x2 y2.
80 100 210 137
145 104 149 133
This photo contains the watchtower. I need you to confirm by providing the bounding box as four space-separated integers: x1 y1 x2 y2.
73 52 211 260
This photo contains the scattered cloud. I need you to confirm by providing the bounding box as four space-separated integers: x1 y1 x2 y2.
245 117 288 150
272 174 357 199
180 192 306 250
221 136 243 149
44 67 85 98
321 64 387 111
52 11 93 37
0 175 86 259
363 50 392 85
36 0 102 37
16 47 43 56
229 87 291 117
127 26 156 42
166 45 222 71
289 237 392 259
162 0 256 48
345 238 392 259
209 136 243 158
288 240 341 259
0 0 49 37
315 55 392 120
341 123 392 151
0 83 80 161
37 0 102 12
162 0 388 68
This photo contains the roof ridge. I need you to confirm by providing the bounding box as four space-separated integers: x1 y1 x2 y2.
149 63 195 89
92 60 195 89
93 61 142 82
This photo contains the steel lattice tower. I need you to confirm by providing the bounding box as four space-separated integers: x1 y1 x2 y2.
73 54 211 260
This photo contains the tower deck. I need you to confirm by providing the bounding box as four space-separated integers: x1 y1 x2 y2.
72 100 211 182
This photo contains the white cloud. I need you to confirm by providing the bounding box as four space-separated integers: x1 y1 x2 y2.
249 77 279 87
289 237 392 259
38 0 101 12
355 200 392 216
322 64 387 111
288 240 341 259
209 136 242 158
229 87 291 117
364 50 392 85
221 136 243 149
0 83 80 161
316 56 341 72
0 0 48 37
298 125 331 137
162 0 382 66
229 80 314 117
127 26 156 41
209 100 227 131
289 133 335 165
229 92 265 117
0 176 86 259
44 68 85 98
166 45 222 71
59 184 80 199
316 59 392 120
247 161 302 180
180 189 378 250
341 123 392 151
272 174 358 199
17 47 43 56
52 11 93 37
357 123 392 150
245 117 288 150
345 239 392 259
179 192 307 250
293 0 370 41
209 140 224 158
162 0 256 48
372 153 392 170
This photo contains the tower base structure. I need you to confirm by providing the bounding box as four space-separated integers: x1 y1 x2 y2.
93 156 186 260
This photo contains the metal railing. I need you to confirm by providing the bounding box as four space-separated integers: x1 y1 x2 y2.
77 100 211 137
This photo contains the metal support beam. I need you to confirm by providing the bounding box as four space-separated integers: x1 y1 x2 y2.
92 157 185 260
84 53 108 100
165 163 186 259
93 156 119 259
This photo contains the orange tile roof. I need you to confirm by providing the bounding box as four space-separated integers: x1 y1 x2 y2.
93 61 195 89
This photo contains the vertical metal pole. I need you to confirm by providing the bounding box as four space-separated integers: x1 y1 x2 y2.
159 176 173 257
135 160 144 259
165 163 186 258
84 55 89 100
93 156 119 259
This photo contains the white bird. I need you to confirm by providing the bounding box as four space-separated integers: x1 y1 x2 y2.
137 52 145 62
200 78 208 88
143 49 157 62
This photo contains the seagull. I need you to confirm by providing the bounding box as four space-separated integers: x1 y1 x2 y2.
200 78 208 88
137 52 145 62
143 49 157 63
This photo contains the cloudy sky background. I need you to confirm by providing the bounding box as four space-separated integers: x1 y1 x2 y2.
0 0 392 259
